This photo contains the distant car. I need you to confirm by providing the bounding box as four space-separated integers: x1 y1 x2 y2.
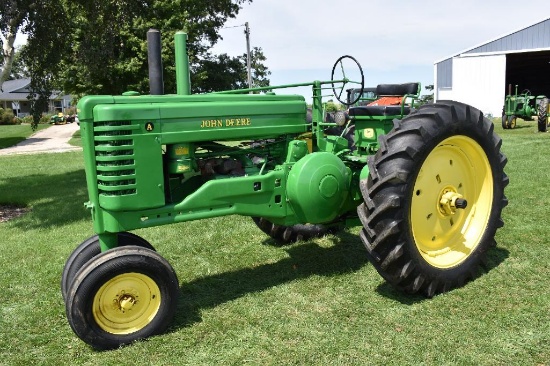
66 114 77 123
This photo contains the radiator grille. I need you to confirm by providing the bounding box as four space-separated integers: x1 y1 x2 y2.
94 121 136 197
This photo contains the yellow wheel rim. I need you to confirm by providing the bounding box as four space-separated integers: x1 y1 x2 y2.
93 273 161 334
410 136 493 268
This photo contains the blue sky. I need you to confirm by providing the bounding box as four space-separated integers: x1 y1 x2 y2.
212 0 549 101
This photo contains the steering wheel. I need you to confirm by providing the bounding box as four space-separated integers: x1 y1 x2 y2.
521 89 531 96
331 55 365 106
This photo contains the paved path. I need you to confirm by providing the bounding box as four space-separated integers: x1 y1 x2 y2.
0 123 82 156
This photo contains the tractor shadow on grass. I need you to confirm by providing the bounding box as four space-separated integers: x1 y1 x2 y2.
172 230 370 329
0 168 89 229
506 125 532 130
172 234 510 330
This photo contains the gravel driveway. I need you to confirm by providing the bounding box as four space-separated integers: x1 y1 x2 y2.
0 123 81 156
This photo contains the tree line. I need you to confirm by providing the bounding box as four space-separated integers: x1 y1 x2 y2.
0 0 270 126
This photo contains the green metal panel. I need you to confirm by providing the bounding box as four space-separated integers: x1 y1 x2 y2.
158 100 307 143
93 120 165 211
287 152 351 223
354 117 394 154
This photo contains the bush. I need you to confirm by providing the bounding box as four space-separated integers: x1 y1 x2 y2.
65 107 76 116
0 110 17 125
21 115 34 124
41 114 52 124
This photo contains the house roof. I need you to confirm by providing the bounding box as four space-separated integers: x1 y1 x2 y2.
0 78 31 93
0 78 69 102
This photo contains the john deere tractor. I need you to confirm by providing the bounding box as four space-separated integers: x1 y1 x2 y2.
346 86 377 106
502 84 549 131
63 30 508 349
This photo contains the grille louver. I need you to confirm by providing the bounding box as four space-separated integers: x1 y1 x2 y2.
94 121 136 197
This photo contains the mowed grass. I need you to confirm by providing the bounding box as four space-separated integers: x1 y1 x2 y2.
0 124 50 149
0 118 549 365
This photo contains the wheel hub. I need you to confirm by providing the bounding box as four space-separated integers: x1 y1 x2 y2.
118 294 137 312
438 188 467 216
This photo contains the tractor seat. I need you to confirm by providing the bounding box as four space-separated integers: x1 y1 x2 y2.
348 82 419 117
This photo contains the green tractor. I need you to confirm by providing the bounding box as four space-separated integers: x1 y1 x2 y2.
63 31 508 349
49 112 66 125
502 84 548 131
346 87 377 106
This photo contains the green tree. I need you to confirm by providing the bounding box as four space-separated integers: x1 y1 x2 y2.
0 0 31 86
60 0 257 96
1 0 70 126
324 100 343 112
3 47 27 79
23 1 71 127
245 47 270 90
418 84 434 106
2 0 270 127
193 47 270 93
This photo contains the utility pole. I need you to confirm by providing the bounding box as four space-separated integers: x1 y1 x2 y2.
244 22 252 89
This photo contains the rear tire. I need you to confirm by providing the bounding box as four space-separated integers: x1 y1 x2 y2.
538 97 548 132
357 100 508 297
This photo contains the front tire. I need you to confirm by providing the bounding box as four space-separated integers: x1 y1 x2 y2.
538 97 548 132
358 100 508 297
65 246 179 350
508 115 516 129
501 113 508 129
61 232 155 301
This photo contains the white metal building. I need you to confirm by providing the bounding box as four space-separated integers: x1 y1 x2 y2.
434 17 550 116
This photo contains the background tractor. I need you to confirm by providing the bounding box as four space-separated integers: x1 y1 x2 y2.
502 84 548 131
63 30 508 349
346 87 377 106
49 112 66 125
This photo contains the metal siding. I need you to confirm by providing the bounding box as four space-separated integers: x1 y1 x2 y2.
503 37 512 50
437 59 453 88
449 55 506 116
465 19 550 54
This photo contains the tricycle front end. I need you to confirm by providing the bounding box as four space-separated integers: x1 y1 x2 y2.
62 31 508 350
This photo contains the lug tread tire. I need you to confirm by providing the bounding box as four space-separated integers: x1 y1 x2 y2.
358 100 508 297
251 217 338 244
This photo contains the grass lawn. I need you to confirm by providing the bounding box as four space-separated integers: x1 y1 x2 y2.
0 124 50 149
0 118 549 365
68 128 82 147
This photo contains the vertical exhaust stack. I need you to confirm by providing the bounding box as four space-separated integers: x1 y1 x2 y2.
147 29 164 95
175 31 191 95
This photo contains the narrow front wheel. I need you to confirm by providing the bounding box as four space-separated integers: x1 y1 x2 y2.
65 246 179 349
61 232 155 300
